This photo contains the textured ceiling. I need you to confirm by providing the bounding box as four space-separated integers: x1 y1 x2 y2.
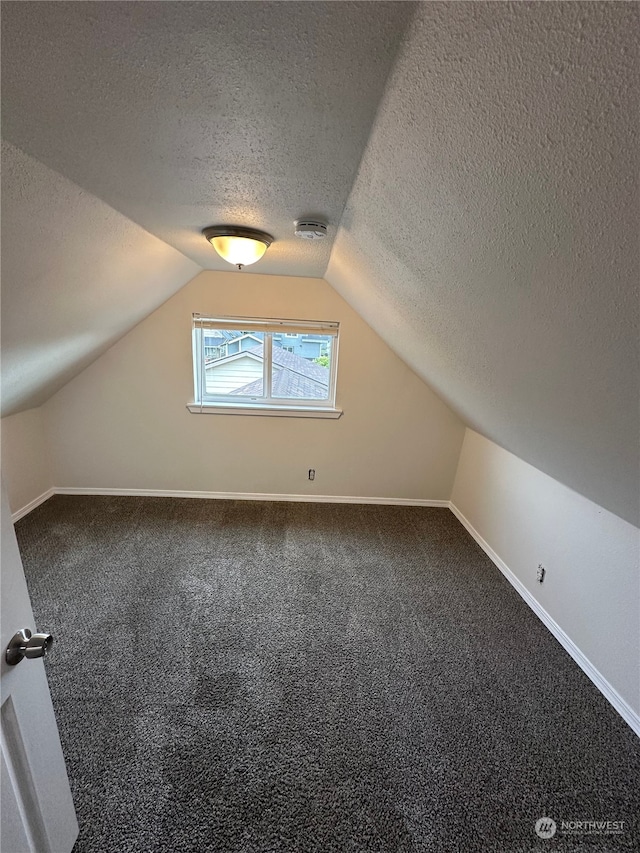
1 142 200 416
327 1 639 524
1 2 638 525
1 0 412 276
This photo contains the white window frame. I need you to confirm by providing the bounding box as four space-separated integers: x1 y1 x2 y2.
188 315 342 418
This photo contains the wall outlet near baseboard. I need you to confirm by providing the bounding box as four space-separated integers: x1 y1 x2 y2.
308 469 315 481
537 564 546 583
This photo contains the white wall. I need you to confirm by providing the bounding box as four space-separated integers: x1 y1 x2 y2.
452 429 640 726
44 272 465 501
1 407 51 516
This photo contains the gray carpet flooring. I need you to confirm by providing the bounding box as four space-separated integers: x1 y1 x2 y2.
15 495 640 852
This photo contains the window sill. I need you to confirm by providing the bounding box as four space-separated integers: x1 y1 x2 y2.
186 403 343 419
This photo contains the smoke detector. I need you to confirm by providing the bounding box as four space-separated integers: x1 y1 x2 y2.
294 220 328 240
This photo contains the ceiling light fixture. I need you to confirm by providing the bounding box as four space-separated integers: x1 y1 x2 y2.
203 226 273 270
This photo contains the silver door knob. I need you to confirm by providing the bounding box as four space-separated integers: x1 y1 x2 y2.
5 628 54 666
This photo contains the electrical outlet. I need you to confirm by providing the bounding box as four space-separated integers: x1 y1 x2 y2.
308 469 315 481
537 564 546 583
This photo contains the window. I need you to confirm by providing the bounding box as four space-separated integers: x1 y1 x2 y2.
188 315 342 418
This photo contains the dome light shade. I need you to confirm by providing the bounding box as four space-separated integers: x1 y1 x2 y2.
203 226 273 270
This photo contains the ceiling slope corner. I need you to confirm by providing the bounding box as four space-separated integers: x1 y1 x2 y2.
1 142 201 417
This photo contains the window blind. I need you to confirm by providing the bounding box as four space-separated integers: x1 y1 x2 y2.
192 314 339 336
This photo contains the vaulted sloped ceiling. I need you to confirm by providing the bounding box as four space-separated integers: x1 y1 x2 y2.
1 2 638 524
1 1 411 274
1 142 200 415
1 0 411 415
326 1 639 525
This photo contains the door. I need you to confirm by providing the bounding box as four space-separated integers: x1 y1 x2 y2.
1 482 79 852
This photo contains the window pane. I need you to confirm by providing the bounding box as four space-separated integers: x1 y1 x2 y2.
203 330 265 396
271 335 332 400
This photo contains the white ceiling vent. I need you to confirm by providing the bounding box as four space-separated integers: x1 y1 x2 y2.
294 220 328 240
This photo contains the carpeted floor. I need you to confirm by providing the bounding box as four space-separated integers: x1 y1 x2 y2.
15 495 640 852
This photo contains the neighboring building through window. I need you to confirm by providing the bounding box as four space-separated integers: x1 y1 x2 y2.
190 315 341 418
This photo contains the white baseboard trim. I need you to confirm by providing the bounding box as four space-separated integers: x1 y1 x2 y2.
11 488 56 523
53 487 449 508
449 501 640 738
